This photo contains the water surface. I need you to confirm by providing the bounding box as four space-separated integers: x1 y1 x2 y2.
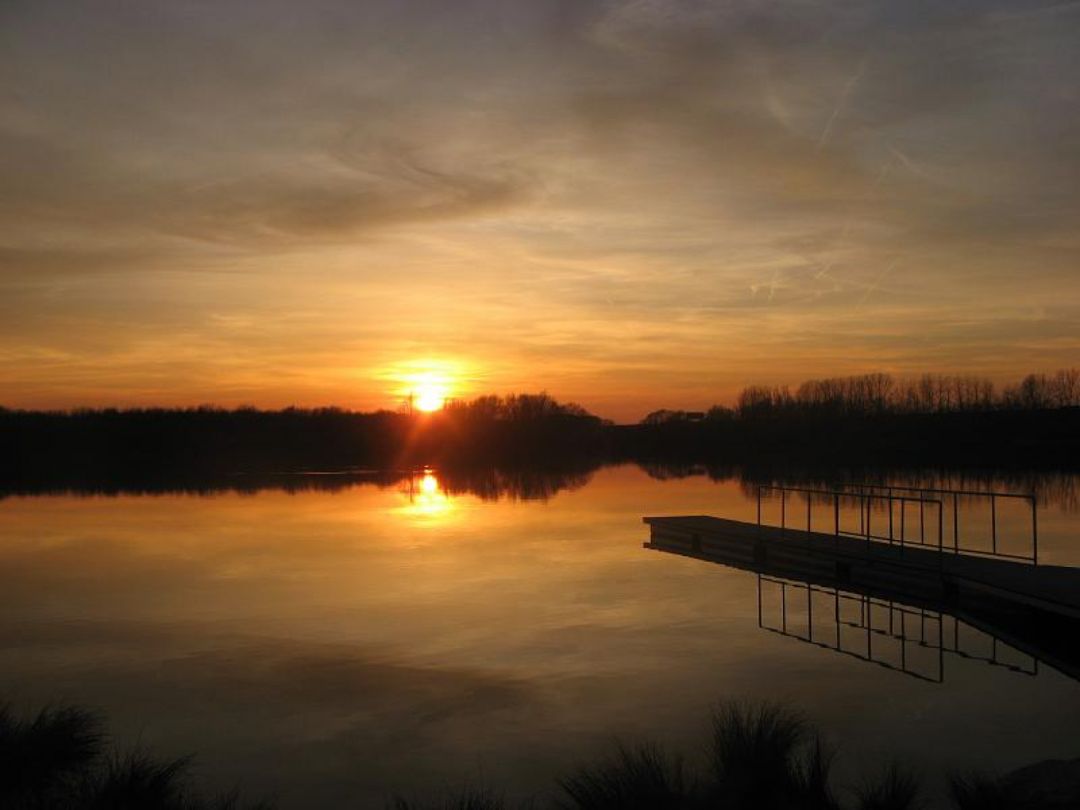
1 465 1078 806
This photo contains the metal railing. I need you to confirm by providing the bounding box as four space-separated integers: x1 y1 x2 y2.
755 483 1038 565
841 484 1038 563
756 484 944 562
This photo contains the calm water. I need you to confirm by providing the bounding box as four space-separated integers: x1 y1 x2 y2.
2 464 1079 806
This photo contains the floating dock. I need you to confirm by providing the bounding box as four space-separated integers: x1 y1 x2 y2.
643 511 1080 681
643 515 1080 619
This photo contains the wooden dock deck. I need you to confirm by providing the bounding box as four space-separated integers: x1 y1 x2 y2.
643 515 1080 620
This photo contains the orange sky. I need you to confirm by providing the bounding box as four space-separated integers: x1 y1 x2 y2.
2 1 1078 421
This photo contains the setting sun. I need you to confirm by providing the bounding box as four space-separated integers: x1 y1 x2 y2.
414 383 447 412
384 359 468 413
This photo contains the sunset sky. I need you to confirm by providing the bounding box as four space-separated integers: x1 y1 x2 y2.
2 0 1078 421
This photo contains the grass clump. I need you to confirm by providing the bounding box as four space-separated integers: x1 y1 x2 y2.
0 702 268 810
558 741 686 809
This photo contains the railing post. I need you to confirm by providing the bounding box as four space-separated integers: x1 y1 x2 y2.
834 493 840 536
757 487 762 526
900 500 906 548
919 497 925 546
991 495 997 555
781 490 786 532
937 501 944 570
864 495 871 554
807 496 812 538
953 492 959 553
1031 495 1038 566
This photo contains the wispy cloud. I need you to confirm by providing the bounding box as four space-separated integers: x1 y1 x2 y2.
0 0 1078 417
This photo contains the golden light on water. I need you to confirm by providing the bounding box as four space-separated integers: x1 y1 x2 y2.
419 472 439 495
396 469 454 522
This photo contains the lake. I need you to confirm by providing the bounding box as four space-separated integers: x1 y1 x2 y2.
1 464 1079 806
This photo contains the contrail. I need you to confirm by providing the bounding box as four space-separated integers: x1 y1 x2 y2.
888 146 937 182
873 154 895 187
855 259 898 311
818 58 866 149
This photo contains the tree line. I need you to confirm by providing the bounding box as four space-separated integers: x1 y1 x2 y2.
0 393 608 487
2 372 1079 488
643 369 1080 424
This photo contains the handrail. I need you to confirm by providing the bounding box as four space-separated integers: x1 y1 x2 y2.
841 482 1035 501
756 484 944 563
755 482 1038 565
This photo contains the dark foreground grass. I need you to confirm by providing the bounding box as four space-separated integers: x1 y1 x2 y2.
3 699 1074 809
0 702 270 810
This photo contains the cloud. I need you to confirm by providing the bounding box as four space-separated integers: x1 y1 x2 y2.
0 0 1078 414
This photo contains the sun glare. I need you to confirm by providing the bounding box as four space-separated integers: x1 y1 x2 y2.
383 360 466 413
414 383 447 412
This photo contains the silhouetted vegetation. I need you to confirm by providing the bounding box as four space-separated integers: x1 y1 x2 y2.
620 369 1080 469
392 790 508 810
0 464 598 504
0 393 608 491
558 742 687 809
0 703 268 809
3 370 1080 493
7 699 1076 810
853 765 922 810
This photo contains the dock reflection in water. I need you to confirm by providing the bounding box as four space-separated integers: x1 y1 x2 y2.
644 485 1080 685
756 574 1038 683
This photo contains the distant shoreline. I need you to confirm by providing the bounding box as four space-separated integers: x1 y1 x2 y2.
3 375 1080 489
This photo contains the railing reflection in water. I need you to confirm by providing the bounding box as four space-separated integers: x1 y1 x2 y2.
757 574 1039 683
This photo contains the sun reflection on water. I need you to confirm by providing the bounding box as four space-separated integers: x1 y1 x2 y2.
397 469 454 522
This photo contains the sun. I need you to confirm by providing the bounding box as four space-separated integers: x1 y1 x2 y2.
414 383 447 412
381 359 464 413
408 369 452 412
